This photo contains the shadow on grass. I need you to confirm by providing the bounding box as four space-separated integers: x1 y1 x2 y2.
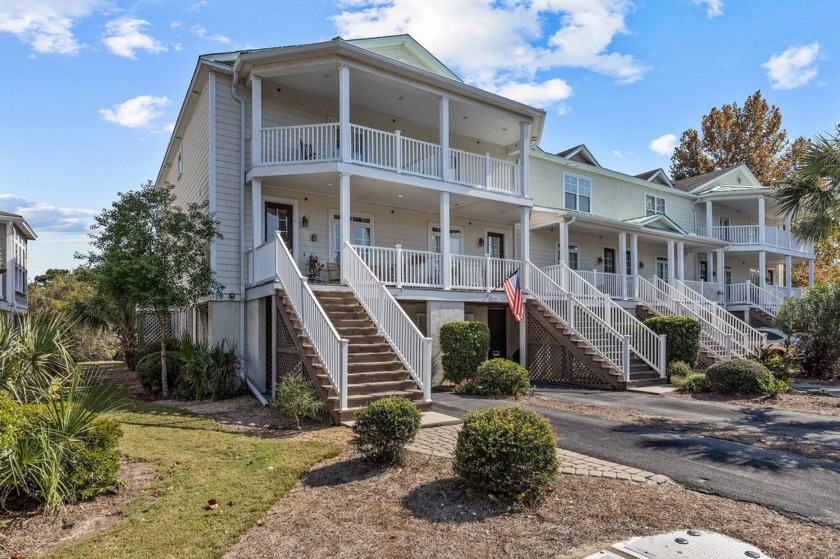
401 478 508 523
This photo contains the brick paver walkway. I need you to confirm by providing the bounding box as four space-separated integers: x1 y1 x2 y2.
408 424 670 485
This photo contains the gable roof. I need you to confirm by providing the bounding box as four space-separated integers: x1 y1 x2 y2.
344 35 461 81
0 211 36 239
623 214 686 235
634 168 673 187
556 144 601 167
673 166 740 192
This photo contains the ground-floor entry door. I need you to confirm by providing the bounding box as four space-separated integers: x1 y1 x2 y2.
265 202 294 253
487 309 507 359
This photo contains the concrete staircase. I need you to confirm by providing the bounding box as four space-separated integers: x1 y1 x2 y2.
528 301 665 390
309 290 430 423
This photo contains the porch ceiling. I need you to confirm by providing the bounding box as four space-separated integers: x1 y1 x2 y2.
259 173 525 224
263 67 523 146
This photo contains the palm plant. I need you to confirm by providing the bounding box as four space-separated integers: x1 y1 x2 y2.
178 337 241 400
775 128 840 243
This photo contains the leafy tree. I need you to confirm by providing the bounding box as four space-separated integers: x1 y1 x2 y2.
81 182 223 396
775 284 840 378
670 91 806 185
33 268 70 287
774 127 840 243
792 233 840 286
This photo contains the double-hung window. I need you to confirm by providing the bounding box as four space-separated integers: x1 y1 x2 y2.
564 174 591 213
645 194 665 216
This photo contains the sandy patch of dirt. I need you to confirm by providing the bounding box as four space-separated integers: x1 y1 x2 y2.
666 390 840 417
0 459 157 558
520 395 840 462
223 451 839 559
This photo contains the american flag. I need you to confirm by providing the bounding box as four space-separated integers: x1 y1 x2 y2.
502 269 524 322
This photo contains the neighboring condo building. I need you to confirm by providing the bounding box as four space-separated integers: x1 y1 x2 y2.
0 211 36 317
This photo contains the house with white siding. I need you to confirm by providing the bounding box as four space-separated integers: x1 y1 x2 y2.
0 211 36 317
157 35 813 422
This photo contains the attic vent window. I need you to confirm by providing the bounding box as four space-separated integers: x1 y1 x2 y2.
737 177 742 184
177 150 183 176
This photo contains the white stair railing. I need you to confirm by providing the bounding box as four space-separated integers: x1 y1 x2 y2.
343 243 433 402
726 282 786 316
637 276 732 361
671 279 765 358
544 264 665 377
528 263 632 381
269 232 349 409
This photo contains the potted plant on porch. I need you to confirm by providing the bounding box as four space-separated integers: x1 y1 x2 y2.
307 254 324 283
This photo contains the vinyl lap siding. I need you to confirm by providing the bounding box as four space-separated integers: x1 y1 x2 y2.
164 76 210 210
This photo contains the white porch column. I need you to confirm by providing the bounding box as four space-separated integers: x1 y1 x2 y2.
666 240 675 282
785 255 793 290
521 206 531 290
630 233 639 297
251 179 262 248
618 232 627 298
340 173 351 283
808 259 815 286
705 200 713 235
439 97 450 182
519 121 531 197
716 249 725 297
339 64 351 163
441 192 451 290
758 197 766 245
5 223 13 303
557 220 567 263
251 76 262 166
758 250 767 289
676 241 685 281
707 251 715 283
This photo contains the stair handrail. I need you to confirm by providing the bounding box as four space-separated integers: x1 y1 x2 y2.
746 281 785 316
343 243 433 402
272 232 349 410
544 263 665 377
637 276 733 361
528 263 632 381
671 279 766 357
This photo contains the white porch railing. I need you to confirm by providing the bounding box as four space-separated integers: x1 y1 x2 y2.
544 264 665 377
528 263 632 381
671 279 765 358
637 276 732 361
680 279 723 303
250 239 277 285
726 281 786 315
343 243 432 402
255 233 349 409
575 270 626 299
767 284 803 298
698 224 812 252
258 123 523 195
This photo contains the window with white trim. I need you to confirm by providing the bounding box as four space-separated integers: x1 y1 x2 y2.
566 245 579 271
645 194 665 216
13 232 26 295
331 213 373 264
564 174 591 213
177 149 184 176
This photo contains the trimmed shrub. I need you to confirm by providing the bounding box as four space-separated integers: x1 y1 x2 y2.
271 373 323 428
454 406 558 504
178 338 242 400
0 393 24 452
439 321 490 383
124 345 142 372
775 284 840 378
135 351 184 395
667 360 694 379
64 417 123 501
352 396 421 465
472 358 531 398
673 372 708 392
644 316 701 367
705 359 788 395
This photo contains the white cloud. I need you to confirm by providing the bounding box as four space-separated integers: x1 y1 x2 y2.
649 133 676 156
494 78 573 107
762 43 821 90
611 149 634 159
0 0 107 55
692 0 723 18
332 0 649 112
103 17 167 59
0 194 96 234
98 95 170 129
191 24 231 44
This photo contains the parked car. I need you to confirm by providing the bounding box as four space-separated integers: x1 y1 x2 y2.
757 328 798 353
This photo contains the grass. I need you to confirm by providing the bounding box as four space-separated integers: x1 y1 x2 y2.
45 400 341 559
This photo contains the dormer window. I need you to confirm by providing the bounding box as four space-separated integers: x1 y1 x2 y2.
645 194 665 216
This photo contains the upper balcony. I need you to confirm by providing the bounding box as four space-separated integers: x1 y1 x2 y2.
698 225 812 254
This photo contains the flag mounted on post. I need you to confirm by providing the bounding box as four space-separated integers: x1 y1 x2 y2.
502 269 524 322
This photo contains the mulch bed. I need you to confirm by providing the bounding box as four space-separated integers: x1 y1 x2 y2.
223 450 840 559
665 390 840 417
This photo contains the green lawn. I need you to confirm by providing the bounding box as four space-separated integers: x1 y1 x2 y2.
46 401 341 559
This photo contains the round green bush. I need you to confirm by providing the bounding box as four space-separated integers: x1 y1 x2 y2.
705 359 787 395
454 406 558 504
0 392 24 452
666 360 694 379
674 372 708 392
644 316 701 367
472 358 531 398
135 351 184 395
65 417 124 501
352 396 422 465
439 321 490 383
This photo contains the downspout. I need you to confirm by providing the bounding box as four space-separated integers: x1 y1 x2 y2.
230 70 247 383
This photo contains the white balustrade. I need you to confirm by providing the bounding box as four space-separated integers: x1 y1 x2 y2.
699 224 813 253
529 263 631 380
249 239 278 284
349 124 397 169
681 279 723 303
450 149 485 187
726 281 786 316
260 123 339 164
573 270 625 298
488 158 521 195
400 136 442 179
344 244 432 402
544 264 665 377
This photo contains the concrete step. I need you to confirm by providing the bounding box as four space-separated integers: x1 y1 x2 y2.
626 377 670 388
629 370 660 381
335 400 432 423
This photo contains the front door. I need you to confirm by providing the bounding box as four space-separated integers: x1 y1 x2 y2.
603 248 616 274
265 202 294 252
656 256 668 280
487 309 507 359
487 232 504 258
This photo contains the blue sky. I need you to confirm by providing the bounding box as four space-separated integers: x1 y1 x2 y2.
1 0 838 277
